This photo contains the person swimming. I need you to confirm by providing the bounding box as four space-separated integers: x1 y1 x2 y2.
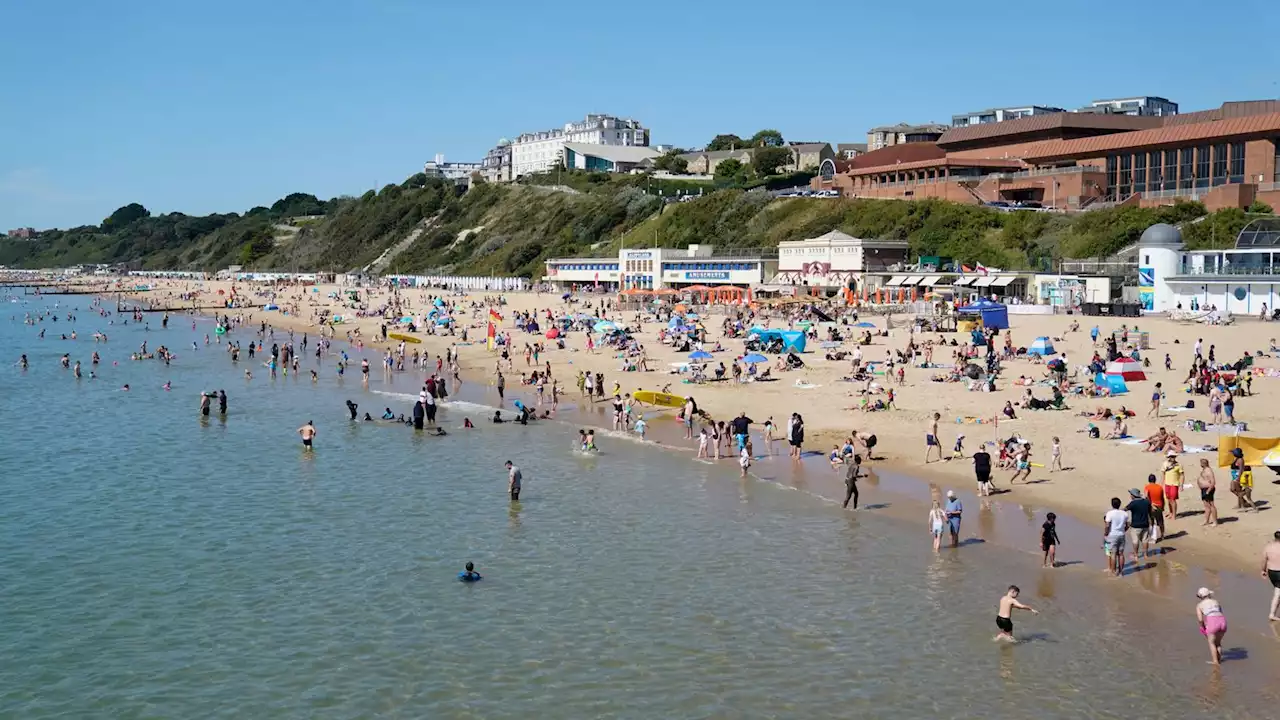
459 561 482 582
382 407 395 420
492 411 505 423
464 418 474 428
363 412 374 421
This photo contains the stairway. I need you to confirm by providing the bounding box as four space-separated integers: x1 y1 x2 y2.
364 211 444 274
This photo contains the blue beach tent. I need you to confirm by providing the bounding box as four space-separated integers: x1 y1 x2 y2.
1095 372 1129 395
1027 337 1056 356
957 298 1009 330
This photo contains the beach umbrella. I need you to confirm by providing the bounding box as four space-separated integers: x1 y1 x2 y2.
854 321 876 328
689 350 714 361
594 320 619 333
433 298 445 307
1105 357 1146 381
399 316 413 324
742 353 768 364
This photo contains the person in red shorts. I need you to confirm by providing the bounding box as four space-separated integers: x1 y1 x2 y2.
1162 451 1184 520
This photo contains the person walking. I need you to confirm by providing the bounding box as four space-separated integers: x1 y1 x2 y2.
928 501 947 552
1103 497 1129 577
1262 530 1280 622
1196 458 1218 526
944 490 963 548
1125 488 1154 561
1195 588 1228 665
842 454 863 510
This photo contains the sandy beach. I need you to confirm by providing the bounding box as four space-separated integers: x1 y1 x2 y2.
54 276 1280 572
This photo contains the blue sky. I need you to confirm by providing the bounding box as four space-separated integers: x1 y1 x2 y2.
1 0 1276 229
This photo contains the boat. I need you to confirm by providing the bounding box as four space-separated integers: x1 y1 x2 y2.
388 332 421 344
633 390 686 408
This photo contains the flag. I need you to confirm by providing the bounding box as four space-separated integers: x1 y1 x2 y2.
489 308 502 322
961 264 973 274
975 263 989 276
486 321 496 351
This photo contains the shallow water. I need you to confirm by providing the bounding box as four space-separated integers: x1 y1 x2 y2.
2 297 1278 719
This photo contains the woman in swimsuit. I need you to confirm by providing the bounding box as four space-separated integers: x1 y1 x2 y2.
1195 587 1228 665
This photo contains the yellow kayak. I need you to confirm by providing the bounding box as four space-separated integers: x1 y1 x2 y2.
633 390 686 408
388 332 421 344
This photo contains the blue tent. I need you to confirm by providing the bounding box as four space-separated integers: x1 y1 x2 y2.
749 327 807 353
1027 336 1056 356
957 298 1009 330
1095 372 1128 395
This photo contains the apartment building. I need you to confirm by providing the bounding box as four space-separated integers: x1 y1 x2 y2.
509 114 650 178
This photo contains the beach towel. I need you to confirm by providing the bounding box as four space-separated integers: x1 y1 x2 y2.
1116 437 1146 445
794 381 820 389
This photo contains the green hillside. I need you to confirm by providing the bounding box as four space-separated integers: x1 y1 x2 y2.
2 169 1271 277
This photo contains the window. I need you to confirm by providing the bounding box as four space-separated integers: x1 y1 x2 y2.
1229 142 1245 184
1163 150 1178 191
1118 154 1132 196
1212 143 1227 186
1179 148 1194 190
1148 151 1162 191
1134 152 1147 193
1195 145 1210 189
1275 138 1280 183
1105 155 1117 197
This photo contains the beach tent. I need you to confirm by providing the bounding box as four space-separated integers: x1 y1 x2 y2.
1095 372 1129 395
1027 337 1056 356
956 298 1009 330
748 327 807 353
1105 357 1146 381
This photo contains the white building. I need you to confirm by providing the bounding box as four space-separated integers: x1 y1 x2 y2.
1087 96 1179 117
423 154 482 183
562 143 659 173
951 105 1065 128
510 114 649 178
1140 220 1280 315
543 245 775 291
481 141 512 183
774 230 909 289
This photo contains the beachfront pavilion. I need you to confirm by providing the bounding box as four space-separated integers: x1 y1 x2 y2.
1141 218 1280 314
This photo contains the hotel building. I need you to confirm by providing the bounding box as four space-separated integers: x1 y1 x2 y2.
543 245 776 292
509 114 649 178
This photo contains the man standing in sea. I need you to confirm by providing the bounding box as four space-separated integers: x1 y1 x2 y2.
944 490 963 547
505 460 522 502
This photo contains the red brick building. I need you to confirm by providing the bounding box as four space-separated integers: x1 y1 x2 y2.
813 101 1280 211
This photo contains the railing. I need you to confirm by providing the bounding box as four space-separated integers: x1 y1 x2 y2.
1257 182 1280 193
1059 260 1136 274
986 165 1094 181
1173 265 1277 277
1143 187 1204 201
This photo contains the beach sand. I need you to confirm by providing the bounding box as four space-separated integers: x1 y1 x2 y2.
86 277 1280 572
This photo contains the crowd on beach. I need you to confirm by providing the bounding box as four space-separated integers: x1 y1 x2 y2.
13 276 1280 665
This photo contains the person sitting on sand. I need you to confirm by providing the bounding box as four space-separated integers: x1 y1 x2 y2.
1104 415 1129 439
1143 428 1168 452
1002 401 1017 420
1163 431 1185 455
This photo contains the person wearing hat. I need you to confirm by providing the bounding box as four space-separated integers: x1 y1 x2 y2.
1161 452 1184 521
944 490 963 548
1194 587 1228 665
1125 488 1154 562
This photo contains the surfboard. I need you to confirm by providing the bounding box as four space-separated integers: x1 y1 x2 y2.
388 332 421 344
632 390 686 408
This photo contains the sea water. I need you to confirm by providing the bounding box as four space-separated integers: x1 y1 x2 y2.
2 297 1278 719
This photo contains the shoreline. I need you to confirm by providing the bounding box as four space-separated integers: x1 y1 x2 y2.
90 280 1279 578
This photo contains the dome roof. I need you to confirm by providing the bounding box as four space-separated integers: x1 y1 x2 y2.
1139 223 1182 247
497 138 511 146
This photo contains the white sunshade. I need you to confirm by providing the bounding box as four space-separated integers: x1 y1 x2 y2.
885 276 906 286
972 277 996 287
903 276 924 285
992 276 1017 287
952 277 975 286
920 275 942 286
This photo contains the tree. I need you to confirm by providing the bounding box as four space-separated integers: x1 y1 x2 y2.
751 146 793 177
653 150 689 174
750 129 785 148
714 158 749 186
706 134 744 151
102 203 149 230
1247 200 1274 214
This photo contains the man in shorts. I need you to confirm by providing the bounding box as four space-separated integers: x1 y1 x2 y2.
1262 530 1280 622
1143 473 1165 541
995 585 1039 642
924 413 943 464
1125 488 1154 561
297 420 316 450
505 460 522 502
1162 452 1184 521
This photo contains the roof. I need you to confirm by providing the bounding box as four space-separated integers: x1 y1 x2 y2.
1161 100 1280 127
1091 96 1174 104
789 142 831 153
837 143 868 154
849 157 1023 176
678 148 754 161
563 143 659 163
846 143 946 170
868 122 948 134
937 113 1160 148
1021 112 1280 163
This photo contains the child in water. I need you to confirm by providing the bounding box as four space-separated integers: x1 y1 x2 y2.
634 415 647 440
586 430 597 451
460 561 482 582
